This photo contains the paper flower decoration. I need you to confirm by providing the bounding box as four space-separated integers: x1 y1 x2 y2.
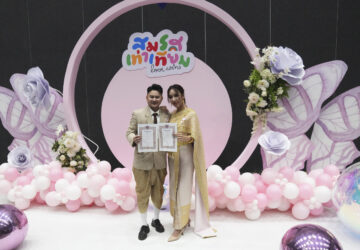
258 130 291 155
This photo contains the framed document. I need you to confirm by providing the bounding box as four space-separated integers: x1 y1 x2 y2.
138 124 158 152
158 123 177 152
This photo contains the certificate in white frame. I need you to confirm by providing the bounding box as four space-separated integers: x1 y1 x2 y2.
158 123 177 152
138 124 158 152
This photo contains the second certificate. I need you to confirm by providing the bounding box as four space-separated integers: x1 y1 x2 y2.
158 123 177 152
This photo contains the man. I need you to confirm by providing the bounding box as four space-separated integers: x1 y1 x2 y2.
126 84 170 240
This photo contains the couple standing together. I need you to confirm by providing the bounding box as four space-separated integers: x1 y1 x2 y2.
126 84 216 242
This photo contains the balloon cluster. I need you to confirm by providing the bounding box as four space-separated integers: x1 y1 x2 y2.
0 161 137 212
206 165 339 220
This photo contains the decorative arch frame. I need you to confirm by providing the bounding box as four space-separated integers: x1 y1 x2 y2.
63 0 261 169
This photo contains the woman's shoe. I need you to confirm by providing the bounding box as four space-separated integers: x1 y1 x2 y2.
168 220 191 242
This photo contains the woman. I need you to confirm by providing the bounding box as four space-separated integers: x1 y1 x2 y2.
167 84 216 242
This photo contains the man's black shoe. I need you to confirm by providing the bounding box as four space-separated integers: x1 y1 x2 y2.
151 219 165 233
138 225 150 240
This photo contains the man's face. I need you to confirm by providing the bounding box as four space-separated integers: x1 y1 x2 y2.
146 90 163 111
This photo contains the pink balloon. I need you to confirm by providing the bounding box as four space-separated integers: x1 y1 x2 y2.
254 180 267 193
105 200 119 212
49 168 63 182
299 183 314 200
16 176 31 186
208 181 223 197
208 196 216 212
308 169 324 179
4 168 20 181
279 167 294 180
261 168 278 185
121 197 136 211
253 173 261 181
80 191 94 205
118 181 130 195
266 184 282 200
323 200 334 208
256 193 268 209
241 184 257 203
316 173 332 188
292 202 310 220
310 205 324 216
66 199 81 212
35 193 45 204
94 197 105 207
234 197 245 211
324 164 340 177
224 166 240 181
112 168 133 182
64 172 76 182
49 161 62 169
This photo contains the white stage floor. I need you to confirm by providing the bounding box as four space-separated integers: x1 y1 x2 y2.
1 196 359 250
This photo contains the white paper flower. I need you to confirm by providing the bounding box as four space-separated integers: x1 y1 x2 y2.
7 146 32 171
258 130 291 155
64 139 75 148
257 79 269 90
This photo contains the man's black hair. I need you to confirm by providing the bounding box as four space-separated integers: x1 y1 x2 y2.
147 84 163 95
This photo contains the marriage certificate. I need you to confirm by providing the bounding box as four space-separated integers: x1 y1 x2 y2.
158 123 177 152
138 124 158 152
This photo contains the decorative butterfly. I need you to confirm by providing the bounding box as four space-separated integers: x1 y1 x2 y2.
261 60 360 172
0 67 66 166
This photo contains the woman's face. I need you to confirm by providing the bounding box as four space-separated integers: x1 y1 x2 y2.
168 89 184 109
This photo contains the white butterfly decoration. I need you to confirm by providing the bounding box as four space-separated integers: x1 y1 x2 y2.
0 67 66 166
262 60 360 172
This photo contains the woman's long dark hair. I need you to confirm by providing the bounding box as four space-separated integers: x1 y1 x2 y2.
167 84 185 103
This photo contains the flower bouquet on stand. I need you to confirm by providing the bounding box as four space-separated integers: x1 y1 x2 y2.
243 46 305 133
52 125 89 173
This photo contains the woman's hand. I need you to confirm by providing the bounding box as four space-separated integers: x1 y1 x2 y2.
174 133 193 143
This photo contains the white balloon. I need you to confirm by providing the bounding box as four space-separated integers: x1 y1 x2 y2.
22 185 37 199
301 177 316 187
0 163 10 174
283 182 299 199
100 184 116 200
0 180 12 194
14 198 30 210
65 185 82 200
77 173 89 188
32 165 44 177
278 198 291 211
87 187 100 198
293 171 307 184
7 189 16 202
45 191 61 207
35 176 51 191
314 186 331 203
245 209 261 220
224 181 241 199
267 199 281 209
55 179 70 192
238 172 255 185
207 165 223 180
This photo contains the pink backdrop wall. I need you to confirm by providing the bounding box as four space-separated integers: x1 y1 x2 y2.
101 58 232 168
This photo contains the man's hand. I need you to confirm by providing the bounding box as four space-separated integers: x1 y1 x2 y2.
133 135 142 144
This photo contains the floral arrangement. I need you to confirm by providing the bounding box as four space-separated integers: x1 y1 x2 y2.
243 46 305 129
52 125 89 173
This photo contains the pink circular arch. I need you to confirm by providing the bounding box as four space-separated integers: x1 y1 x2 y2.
63 0 261 169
